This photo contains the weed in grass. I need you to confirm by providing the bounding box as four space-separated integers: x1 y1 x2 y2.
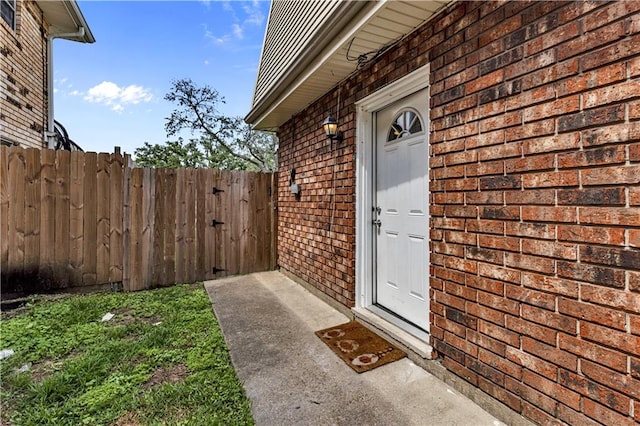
0 284 254 426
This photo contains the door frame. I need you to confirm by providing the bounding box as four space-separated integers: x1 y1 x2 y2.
354 64 430 341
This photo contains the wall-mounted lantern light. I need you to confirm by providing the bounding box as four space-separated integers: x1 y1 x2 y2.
322 115 344 144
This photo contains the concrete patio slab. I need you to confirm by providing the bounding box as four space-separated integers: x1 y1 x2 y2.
205 271 507 426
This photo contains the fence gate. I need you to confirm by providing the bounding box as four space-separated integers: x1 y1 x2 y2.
1 146 277 296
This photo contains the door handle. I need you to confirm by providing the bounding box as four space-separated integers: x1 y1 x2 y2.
372 219 382 227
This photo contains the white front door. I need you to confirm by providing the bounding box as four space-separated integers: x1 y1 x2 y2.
374 88 429 332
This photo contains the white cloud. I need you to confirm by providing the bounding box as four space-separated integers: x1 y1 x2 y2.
242 1 264 26
232 23 244 39
84 81 153 112
204 1 265 46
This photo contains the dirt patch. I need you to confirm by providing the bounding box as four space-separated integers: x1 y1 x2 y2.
30 359 62 383
30 349 83 383
107 309 162 327
112 411 140 426
143 364 189 389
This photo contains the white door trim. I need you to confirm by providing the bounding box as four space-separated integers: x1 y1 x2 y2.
354 64 430 342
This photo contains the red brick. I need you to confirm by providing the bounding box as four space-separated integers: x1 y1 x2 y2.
522 170 578 188
557 404 601 426
444 331 478 356
523 96 580 123
466 219 504 235
477 318 519 346
506 315 557 346
505 222 555 240
559 333 627 372
464 191 503 205
522 132 580 154
523 369 581 410
437 316 469 339
525 20 580 56
630 142 640 162
466 274 504 297
631 187 640 205
465 69 503 94
505 49 556 80
522 336 578 371
506 85 555 111
581 284 640 313
559 369 631 415
478 235 518 251
580 322 640 355
580 245 640 271
478 290 519 315
560 297 626 329
558 224 624 246
581 122 640 147
557 20 626 61
580 207 640 226
630 229 640 249
558 260 625 288
506 284 554 309
467 303 505 326
443 230 476 246
521 58 579 91
504 189 555 205
581 33 640 71
582 359 640 400
478 348 522 380
582 397 636 425
506 118 555 142
522 206 577 223
465 159 504 177
557 62 627 97
583 80 640 109
558 104 625 133
522 272 579 298
505 347 558 380
582 165 640 186
478 14 522 48
506 378 557 416
557 145 626 169
505 153 554 173
478 142 522 161
522 304 577 334
467 328 506 357
505 252 554 274
557 187 626 206
444 280 476 301
583 0 640 32
479 206 520 221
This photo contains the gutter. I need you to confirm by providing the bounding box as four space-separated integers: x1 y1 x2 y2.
43 0 95 147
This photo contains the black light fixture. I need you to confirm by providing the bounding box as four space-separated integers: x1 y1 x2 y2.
322 115 344 143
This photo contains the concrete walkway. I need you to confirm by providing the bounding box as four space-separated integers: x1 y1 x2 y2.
205 271 506 426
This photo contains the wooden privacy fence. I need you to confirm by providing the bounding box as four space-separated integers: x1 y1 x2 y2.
1 146 277 296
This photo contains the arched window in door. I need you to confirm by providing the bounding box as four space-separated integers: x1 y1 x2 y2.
387 109 423 142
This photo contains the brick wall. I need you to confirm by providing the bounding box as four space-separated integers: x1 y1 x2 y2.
276 1 640 424
0 0 48 148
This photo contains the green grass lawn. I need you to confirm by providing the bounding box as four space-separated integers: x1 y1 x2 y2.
0 284 254 426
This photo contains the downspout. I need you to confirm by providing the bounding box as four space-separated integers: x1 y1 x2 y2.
45 27 86 148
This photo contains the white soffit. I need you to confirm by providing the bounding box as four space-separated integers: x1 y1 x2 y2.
247 0 449 131
35 0 95 43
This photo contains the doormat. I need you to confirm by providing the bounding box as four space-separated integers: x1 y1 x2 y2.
315 321 406 373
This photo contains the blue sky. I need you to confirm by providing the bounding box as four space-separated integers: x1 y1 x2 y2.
53 0 269 155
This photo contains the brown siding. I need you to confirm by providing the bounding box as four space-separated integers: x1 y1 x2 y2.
276 1 640 424
1 0 49 148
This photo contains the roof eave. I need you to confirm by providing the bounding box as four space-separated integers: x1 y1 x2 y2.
245 1 371 128
36 0 95 43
